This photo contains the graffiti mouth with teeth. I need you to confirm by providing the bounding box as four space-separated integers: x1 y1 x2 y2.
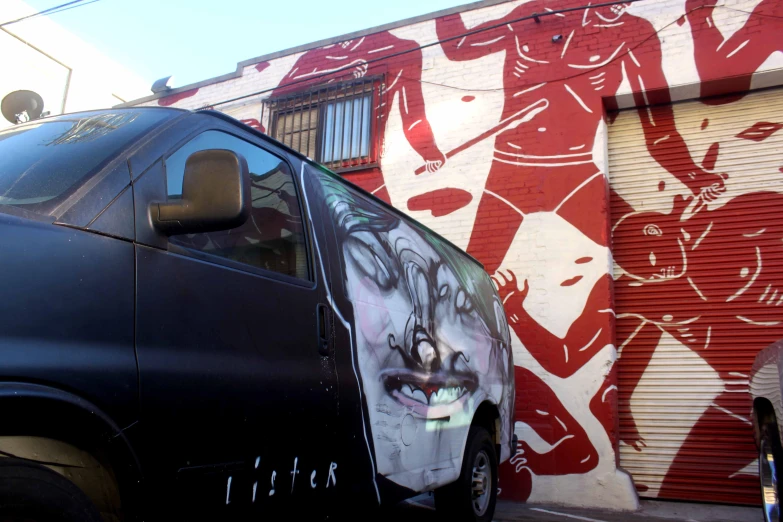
381 368 479 418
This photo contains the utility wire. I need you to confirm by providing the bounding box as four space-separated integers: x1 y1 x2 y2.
0 0 98 28
43 0 101 17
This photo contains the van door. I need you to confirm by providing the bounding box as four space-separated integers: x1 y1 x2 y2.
133 127 340 518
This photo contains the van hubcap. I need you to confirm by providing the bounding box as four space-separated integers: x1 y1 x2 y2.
471 450 491 516
760 437 780 522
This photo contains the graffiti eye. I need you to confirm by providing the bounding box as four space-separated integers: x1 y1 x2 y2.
455 289 474 313
345 235 398 291
643 224 662 236
373 252 391 280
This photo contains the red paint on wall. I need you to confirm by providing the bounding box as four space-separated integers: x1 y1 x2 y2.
613 185 783 503
240 118 263 132
158 88 199 106
435 1 725 275
687 0 783 103
702 142 720 170
429 1 733 501
271 32 446 171
736 121 783 142
500 364 600 501
407 188 473 217
560 275 583 287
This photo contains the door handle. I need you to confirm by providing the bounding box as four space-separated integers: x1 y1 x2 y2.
316 304 330 356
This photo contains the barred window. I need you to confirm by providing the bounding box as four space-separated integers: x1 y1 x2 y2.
266 77 381 171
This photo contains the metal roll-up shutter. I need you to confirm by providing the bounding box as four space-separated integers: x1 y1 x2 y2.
609 87 783 505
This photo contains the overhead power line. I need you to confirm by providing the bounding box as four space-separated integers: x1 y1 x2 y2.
0 0 101 28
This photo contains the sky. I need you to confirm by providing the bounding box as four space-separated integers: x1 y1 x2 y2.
23 0 468 89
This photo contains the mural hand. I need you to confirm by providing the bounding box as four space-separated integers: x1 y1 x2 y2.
510 440 530 473
491 270 529 307
622 428 647 452
424 151 447 173
353 62 369 79
693 171 728 203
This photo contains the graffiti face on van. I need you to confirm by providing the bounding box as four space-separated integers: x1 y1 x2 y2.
343 220 497 419
319 174 512 483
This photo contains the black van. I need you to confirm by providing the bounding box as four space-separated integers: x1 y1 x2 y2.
0 108 514 522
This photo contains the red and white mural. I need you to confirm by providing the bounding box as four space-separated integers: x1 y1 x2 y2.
144 0 783 509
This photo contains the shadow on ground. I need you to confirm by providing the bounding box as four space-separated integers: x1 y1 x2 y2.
349 496 762 522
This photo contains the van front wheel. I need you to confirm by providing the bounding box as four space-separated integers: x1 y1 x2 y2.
435 426 498 522
0 457 104 522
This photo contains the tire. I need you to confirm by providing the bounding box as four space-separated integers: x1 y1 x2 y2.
0 457 103 522
435 426 498 522
760 419 783 522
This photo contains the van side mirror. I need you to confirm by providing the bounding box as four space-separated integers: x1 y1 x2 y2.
150 149 251 236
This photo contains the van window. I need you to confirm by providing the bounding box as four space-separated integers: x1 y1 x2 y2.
0 109 172 215
165 130 309 280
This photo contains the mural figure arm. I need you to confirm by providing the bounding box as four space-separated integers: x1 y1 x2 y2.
386 64 447 172
435 8 523 61
627 42 727 201
493 272 612 379
685 0 728 75
685 0 778 85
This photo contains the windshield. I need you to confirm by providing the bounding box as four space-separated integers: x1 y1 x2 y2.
0 109 175 215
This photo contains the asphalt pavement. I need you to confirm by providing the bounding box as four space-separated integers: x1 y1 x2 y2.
372 495 763 522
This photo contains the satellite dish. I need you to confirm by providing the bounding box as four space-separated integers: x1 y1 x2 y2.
1 90 44 124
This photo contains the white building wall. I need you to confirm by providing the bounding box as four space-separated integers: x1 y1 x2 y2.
0 0 148 129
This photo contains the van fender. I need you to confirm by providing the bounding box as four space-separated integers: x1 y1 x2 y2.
0 382 142 519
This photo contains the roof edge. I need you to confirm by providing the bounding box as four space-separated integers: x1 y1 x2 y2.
120 0 515 107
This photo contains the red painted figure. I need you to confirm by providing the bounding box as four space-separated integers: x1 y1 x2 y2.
435 1 727 272
500 365 601 501
435 1 729 499
272 32 446 174
613 188 783 497
686 0 783 103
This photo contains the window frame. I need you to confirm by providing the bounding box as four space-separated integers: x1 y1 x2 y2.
160 125 316 287
265 75 383 173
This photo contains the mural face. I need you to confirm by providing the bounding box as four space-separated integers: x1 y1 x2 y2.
316 174 512 490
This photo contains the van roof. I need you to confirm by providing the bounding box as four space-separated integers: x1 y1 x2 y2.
200 108 486 271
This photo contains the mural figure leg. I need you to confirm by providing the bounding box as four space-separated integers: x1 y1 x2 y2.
501 366 600 501
657 390 757 501
466 160 526 274
590 366 619 449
